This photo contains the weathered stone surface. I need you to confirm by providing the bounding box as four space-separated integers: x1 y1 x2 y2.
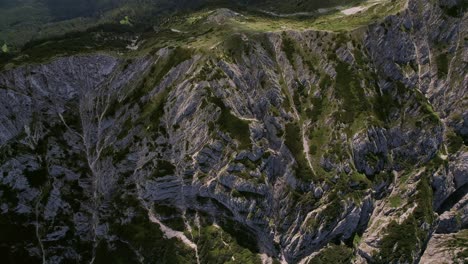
0 0 466 263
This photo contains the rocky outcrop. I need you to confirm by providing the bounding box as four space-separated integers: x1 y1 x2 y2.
0 0 466 263
420 230 468 264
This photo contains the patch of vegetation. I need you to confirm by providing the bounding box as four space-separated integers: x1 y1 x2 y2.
334 60 370 124
151 46 193 87
282 34 296 65
306 96 324 123
0 0 406 70
447 130 463 154
320 199 342 228
0 211 41 263
446 229 468 262
1 43 8 53
411 174 435 224
152 160 176 178
139 87 172 134
111 198 195 263
436 52 449 78
426 154 448 174
303 213 319 232
195 225 261 264
8 26 128 65
94 240 139 264
211 96 251 149
440 3 467 18
122 48 191 135
308 244 353 264
377 172 434 262
218 217 260 254
389 195 402 208
308 125 329 156
364 152 382 170
353 233 362 247
373 87 400 123
292 80 309 114
285 122 315 181
24 168 48 187
349 172 371 190
376 217 421 263
120 16 132 26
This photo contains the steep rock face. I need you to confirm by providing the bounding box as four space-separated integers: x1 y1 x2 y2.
420 230 468 263
0 0 466 263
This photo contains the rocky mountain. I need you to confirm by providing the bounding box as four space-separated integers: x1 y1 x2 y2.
0 0 466 263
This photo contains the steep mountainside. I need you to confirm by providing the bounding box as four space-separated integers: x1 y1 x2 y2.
0 0 466 263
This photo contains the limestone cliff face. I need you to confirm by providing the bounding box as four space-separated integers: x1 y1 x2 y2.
0 0 466 263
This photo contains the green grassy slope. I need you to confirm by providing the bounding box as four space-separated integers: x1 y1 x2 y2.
0 0 406 69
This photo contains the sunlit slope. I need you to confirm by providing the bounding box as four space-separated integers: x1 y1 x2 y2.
1 0 407 68
0 0 400 50
240 0 367 13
